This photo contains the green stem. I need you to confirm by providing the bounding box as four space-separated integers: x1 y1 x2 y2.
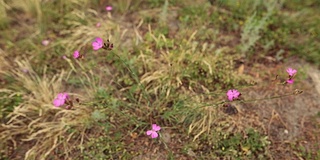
189 91 302 111
239 92 299 103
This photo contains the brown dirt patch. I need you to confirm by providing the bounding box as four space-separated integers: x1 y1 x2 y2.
238 57 320 159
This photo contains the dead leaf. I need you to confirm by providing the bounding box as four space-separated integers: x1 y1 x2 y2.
238 64 244 74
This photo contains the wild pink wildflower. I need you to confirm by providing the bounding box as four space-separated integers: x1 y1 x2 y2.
42 40 50 46
92 37 104 50
53 92 69 107
286 68 297 77
22 68 29 73
106 6 113 11
96 22 101 27
227 89 240 101
73 50 80 59
146 124 161 139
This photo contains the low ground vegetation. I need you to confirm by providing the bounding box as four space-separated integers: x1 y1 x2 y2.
0 0 319 159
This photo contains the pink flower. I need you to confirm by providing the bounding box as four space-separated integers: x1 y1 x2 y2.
92 37 104 50
62 55 67 59
227 89 240 101
22 68 29 73
106 6 113 11
42 40 50 46
286 68 297 77
73 50 80 59
96 22 101 27
146 124 161 139
53 98 65 107
53 92 69 107
286 79 294 84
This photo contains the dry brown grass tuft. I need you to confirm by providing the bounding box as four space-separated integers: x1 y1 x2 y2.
0 59 94 159
0 0 10 28
0 49 9 73
139 28 239 95
188 105 220 141
59 10 120 52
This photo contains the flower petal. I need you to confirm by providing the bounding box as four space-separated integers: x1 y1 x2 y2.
146 130 153 136
73 50 80 59
53 98 65 107
92 42 102 50
227 89 240 101
56 93 64 99
95 37 103 44
106 6 113 11
42 40 50 46
151 132 158 138
227 90 232 96
152 124 161 131
92 42 99 50
287 79 294 84
62 93 69 99
233 90 240 97
286 68 297 76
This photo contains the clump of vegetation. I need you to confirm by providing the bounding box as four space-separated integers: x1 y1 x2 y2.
0 0 318 159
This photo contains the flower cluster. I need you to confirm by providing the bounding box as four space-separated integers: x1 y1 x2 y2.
70 37 113 60
54 37 113 109
286 68 297 84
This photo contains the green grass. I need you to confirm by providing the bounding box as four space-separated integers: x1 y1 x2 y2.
0 0 319 159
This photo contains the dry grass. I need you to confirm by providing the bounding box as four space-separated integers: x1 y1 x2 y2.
0 58 95 159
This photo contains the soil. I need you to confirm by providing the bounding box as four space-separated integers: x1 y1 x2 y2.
238 57 320 159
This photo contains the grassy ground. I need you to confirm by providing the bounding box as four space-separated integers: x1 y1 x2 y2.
0 0 319 159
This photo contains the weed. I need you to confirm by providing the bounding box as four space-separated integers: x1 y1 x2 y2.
0 91 23 121
239 0 281 59
215 128 270 158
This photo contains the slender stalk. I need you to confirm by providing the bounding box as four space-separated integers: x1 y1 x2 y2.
239 91 302 103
